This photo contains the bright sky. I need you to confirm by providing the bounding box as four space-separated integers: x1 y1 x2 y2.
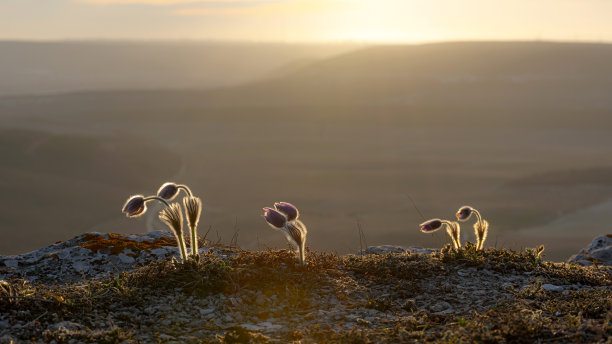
1 0 612 42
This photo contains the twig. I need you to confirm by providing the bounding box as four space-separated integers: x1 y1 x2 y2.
405 194 425 221
202 225 212 243
230 216 240 248
25 311 48 327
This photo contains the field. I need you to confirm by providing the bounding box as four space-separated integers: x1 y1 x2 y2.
1 41 612 260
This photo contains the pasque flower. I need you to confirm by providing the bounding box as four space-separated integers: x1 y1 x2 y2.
456 205 489 250
122 195 169 218
183 196 203 258
263 204 308 265
274 202 299 222
419 218 461 250
157 182 193 201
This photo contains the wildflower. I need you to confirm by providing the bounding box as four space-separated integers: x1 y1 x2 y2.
419 218 461 250
262 207 287 229
263 204 308 265
456 206 473 221
274 202 299 222
456 205 489 250
183 196 203 258
122 194 169 218
157 182 193 201
159 203 188 261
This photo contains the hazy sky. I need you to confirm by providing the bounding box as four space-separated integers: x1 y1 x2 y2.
2 0 612 42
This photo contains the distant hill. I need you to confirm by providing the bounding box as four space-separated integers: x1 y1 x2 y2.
0 41 360 96
192 41 612 126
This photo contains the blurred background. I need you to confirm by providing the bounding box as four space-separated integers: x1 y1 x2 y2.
1 1 612 260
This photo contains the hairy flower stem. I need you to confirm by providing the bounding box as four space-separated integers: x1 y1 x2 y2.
177 185 193 197
143 196 170 208
189 225 198 258
176 234 188 261
440 220 461 250
471 209 486 250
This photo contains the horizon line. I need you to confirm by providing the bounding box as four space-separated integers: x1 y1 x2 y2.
1 38 612 45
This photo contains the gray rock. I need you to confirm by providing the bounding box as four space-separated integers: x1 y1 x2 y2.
359 245 437 255
541 284 564 292
3 260 18 268
0 320 10 329
567 235 612 266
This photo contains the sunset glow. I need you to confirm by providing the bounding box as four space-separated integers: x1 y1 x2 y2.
1 0 612 42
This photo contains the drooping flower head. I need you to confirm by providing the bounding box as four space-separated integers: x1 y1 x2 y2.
157 182 180 201
262 207 287 229
274 202 299 222
419 219 444 233
122 195 147 218
456 206 474 221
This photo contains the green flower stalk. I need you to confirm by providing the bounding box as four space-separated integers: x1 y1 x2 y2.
183 196 203 259
159 203 188 261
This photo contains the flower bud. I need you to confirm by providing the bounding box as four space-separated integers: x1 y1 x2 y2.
274 202 299 222
262 207 287 229
122 195 147 218
456 206 473 221
157 182 180 201
419 219 443 233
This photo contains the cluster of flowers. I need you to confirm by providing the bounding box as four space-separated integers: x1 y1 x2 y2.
262 203 308 265
122 182 202 261
420 205 490 250
124 185 486 264
123 183 309 265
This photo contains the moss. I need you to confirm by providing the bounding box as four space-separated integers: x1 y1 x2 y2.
79 233 177 255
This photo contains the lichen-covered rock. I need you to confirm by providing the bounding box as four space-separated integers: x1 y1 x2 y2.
567 234 612 267
0 231 215 283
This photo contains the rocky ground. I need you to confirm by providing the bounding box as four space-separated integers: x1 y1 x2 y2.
0 232 610 343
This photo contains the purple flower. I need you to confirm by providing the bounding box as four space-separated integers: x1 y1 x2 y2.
262 207 287 229
456 206 473 221
122 195 147 218
419 219 443 233
274 202 299 222
157 182 180 201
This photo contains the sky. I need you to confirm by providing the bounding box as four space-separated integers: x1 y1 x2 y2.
1 0 612 42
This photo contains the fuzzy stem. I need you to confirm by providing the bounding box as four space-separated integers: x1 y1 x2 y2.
178 185 193 197
472 209 484 250
299 242 306 265
190 224 199 258
143 196 170 208
175 234 187 261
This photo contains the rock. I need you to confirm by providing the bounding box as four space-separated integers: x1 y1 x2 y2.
0 231 225 284
199 308 215 315
3 260 18 268
0 320 10 329
48 321 89 332
541 284 564 292
359 245 437 255
241 324 262 331
430 301 452 313
567 235 612 266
